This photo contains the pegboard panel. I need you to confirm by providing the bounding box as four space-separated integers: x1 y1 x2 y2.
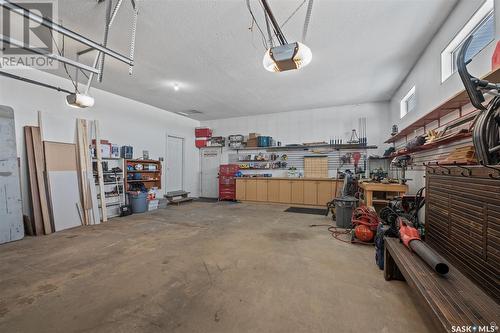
228 147 372 174
304 156 328 178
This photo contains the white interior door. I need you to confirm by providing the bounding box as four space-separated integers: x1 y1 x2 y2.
200 148 221 198
166 136 184 192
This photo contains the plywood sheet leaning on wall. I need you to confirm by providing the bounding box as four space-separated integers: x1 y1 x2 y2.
24 126 52 234
24 126 44 235
0 106 24 244
44 142 81 232
93 120 107 222
76 119 100 225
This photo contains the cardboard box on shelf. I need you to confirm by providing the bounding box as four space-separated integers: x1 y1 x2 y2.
248 133 260 139
246 137 258 147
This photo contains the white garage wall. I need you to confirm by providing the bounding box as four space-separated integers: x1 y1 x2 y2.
202 102 391 156
389 0 500 129
0 68 200 216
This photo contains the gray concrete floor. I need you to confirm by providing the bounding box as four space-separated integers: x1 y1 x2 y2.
0 202 432 333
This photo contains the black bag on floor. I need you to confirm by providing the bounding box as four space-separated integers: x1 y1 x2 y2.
120 204 133 217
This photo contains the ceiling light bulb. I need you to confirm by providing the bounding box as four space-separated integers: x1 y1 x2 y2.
263 42 312 72
173 83 179 91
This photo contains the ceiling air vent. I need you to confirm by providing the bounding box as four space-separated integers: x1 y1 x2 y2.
175 110 203 117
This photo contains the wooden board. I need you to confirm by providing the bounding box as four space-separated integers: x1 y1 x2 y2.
256 180 268 202
31 127 52 234
290 180 304 204
304 156 328 178
76 119 97 225
245 179 257 201
44 142 78 171
46 171 82 232
267 180 280 202
94 121 107 222
278 180 291 203
84 121 100 225
317 181 333 206
44 142 81 232
235 179 246 201
24 126 44 235
303 181 317 205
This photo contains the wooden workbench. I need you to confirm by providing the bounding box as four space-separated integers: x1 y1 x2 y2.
236 178 343 207
358 182 408 207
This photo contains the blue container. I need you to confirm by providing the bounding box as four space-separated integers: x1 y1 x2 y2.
258 136 272 147
129 192 148 213
121 146 133 159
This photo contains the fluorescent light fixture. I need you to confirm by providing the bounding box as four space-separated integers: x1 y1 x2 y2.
263 42 312 72
66 93 95 108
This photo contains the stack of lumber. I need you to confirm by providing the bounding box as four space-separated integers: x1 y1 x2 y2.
76 119 102 225
23 119 104 236
24 126 52 235
439 146 477 165
424 129 439 144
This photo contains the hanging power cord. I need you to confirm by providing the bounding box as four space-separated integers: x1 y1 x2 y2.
309 224 375 245
246 0 268 49
263 6 274 48
302 0 314 42
49 29 79 93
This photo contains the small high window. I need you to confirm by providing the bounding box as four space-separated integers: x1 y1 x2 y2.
400 86 416 118
441 0 495 82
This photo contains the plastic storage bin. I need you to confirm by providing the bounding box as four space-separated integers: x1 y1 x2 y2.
129 192 148 213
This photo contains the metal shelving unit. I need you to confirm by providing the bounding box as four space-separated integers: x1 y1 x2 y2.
93 157 125 219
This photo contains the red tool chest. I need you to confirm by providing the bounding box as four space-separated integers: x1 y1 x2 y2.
219 164 239 201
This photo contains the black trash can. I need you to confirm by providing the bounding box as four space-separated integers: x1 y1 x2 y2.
334 196 358 228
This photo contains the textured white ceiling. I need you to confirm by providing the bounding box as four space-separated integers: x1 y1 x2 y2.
47 0 457 120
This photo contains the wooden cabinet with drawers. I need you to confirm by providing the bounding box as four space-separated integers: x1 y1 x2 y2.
235 178 342 207
256 180 268 202
278 180 291 203
268 180 280 202
245 179 257 201
291 181 304 204
235 179 246 201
